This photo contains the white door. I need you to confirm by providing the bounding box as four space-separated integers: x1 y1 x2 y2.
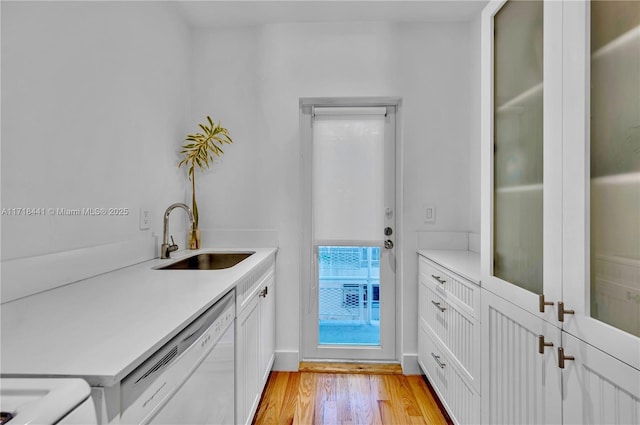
561 0 640 370
481 289 562 425
300 101 397 361
481 0 564 324
561 332 640 425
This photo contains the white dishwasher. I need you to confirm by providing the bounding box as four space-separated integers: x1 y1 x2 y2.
120 290 235 425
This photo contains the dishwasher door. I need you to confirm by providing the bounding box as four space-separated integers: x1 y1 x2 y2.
149 320 235 425
120 290 236 425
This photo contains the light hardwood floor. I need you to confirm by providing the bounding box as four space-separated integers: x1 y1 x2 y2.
252 364 451 425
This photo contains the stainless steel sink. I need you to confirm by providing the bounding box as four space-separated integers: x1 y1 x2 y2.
156 252 254 270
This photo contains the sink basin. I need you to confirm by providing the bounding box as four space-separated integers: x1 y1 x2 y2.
156 252 254 270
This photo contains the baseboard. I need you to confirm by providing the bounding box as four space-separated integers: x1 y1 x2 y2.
402 353 421 375
273 350 299 371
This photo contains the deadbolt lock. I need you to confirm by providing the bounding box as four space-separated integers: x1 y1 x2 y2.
384 227 393 236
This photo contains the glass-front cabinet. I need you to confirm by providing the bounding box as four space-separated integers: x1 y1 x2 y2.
482 1 640 424
562 0 640 370
481 0 563 324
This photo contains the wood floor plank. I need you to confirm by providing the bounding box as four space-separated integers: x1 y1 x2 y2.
336 373 354 423
252 372 284 425
253 368 449 425
293 372 316 425
314 374 336 424
278 372 301 425
377 399 400 424
406 375 451 425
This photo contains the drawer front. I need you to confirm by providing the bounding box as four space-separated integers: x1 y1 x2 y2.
236 258 275 313
419 276 480 390
419 257 480 319
418 321 481 425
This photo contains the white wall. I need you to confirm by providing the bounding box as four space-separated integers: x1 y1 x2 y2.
191 21 473 364
1 1 477 364
1 1 191 260
469 13 482 234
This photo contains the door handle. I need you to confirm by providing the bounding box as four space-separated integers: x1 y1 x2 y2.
558 347 575 369
384 240 394 249
538 335 553 354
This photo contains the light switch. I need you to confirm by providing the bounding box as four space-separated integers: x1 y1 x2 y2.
425 206 435 223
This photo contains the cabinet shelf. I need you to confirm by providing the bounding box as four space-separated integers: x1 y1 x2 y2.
496 82 543 114
591 172 640 185
495 183 543 194
592 25 640 61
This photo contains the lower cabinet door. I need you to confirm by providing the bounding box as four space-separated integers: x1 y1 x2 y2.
236 294 260 425
259 270 276 386
561 331 640 425
481 289 562 425
419 320 480 425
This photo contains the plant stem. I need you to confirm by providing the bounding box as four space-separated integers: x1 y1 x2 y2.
191 168 198 227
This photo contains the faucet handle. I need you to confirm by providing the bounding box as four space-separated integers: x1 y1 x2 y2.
167 235 179 253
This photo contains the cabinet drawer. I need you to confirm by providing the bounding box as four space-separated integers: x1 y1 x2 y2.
419 257 480 319
419 277 480 390
236 258 275 313
418 321 481 425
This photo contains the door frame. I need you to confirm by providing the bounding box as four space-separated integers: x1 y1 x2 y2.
299 96 403 362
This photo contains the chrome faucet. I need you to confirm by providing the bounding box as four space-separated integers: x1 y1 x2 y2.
161 203 194 259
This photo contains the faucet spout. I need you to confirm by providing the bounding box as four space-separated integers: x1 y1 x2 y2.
161 203 194 259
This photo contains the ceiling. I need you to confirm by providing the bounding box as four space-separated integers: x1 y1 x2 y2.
172 0 489 28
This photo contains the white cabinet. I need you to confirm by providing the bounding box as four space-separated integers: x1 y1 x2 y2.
418 253 481 425
235 258 276 425
259 269 276 386
481 1 640 424
480 289 562 425
562 332 640 425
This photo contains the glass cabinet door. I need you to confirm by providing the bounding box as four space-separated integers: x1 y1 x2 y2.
493 0 544 295
563 0 640 370
482 0 563 320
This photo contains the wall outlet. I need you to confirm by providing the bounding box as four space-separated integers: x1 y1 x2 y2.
139 208 150 230
425 205 436 223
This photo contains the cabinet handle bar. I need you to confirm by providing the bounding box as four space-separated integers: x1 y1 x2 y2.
431 300 447 312
538 335 554 354
558 346 575 369
431 352 446 368
431 275 446 285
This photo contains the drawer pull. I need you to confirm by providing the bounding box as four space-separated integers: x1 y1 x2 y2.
431 300 447 312
431 352 446 369
431 275 446 285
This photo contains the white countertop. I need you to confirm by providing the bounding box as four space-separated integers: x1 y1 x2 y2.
0 247 276 387
418 249 481 285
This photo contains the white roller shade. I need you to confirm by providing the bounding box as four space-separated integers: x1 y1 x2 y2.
312 111 385 245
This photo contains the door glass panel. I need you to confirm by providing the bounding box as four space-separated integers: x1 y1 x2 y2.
318 246 380 345
590 1 640 336
493 0 544 294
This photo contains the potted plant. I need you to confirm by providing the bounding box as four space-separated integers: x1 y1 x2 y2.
179 116 233 249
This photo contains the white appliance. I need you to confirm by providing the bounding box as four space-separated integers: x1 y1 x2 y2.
0 378 97 425
120 290 235 425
